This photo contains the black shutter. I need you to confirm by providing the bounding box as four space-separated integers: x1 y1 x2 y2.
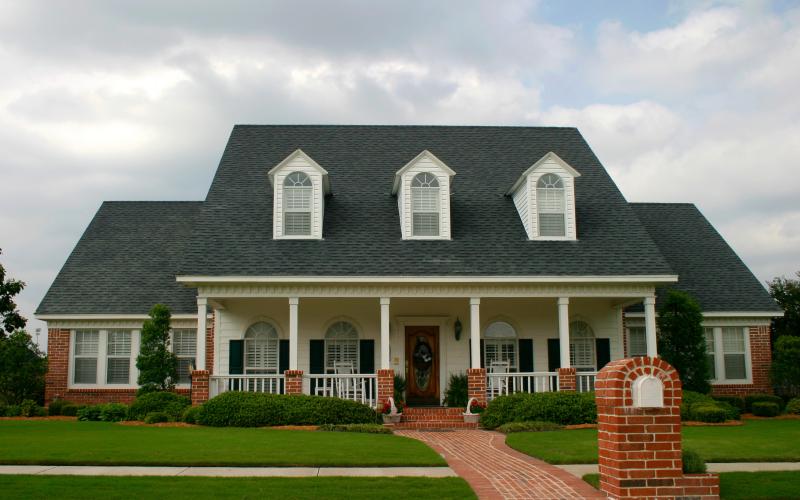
596 338 611 371
519 339 534 372
229 340 244 375
279 339 289 373
547 339 561 371
480 339 485 368
309 340 325 374
359 339 375 374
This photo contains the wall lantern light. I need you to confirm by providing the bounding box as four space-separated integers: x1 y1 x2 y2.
454 317 462 341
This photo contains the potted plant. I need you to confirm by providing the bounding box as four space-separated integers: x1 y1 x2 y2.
463 399 485 424
381 399 403 424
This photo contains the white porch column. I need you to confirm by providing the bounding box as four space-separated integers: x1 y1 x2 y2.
558 297 570 368
380 298 391 370
644 296 658 358
289 297 299 370
470 298 481 369
196 297 207 371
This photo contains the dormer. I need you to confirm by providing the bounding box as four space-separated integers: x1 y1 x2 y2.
268 149 330 239
507 152 580 240
392 150 455 240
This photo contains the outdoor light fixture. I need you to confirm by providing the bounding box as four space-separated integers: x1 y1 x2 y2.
454 317 462 341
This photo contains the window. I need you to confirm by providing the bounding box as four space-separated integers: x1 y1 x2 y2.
283 171 312 236
106 330 131 384
325 321 359 372
411 172 440 236
569 321 595 371
537 173 566 236
244 322 279 373
484 321 517 372
74 330 99 384
704 328 716 380
722 327 747 380
173 329 197 384
627 327 647 357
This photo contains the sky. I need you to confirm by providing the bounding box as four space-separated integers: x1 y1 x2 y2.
1 0 798 348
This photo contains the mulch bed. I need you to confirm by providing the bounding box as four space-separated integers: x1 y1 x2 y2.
742 413 800 420
0 416 77 421
682 420 743 427
117 421 197 427
564 424 597 430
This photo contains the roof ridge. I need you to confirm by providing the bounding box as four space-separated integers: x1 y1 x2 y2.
232 124 579 130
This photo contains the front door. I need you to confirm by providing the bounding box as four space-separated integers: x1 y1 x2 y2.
405 326 439 405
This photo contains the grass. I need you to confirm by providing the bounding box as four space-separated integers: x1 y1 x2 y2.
505 419 800 464
0 476 475 500
583 472 800 500
0 421 445 467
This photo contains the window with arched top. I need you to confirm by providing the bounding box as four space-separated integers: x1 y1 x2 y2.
244 322 279 373
283 171 313 236
569 320 595 371
484 321 518 371
411 172 440 236
537 173 566 237
325 321 359 372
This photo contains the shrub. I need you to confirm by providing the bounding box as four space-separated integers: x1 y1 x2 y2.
497 421 564 433
682 449 707 473
47 399 71 416
394 375 406 406
786 397 800 415
77 405 103 421
680 391 739 421
100 403 128 422
128 392 190 421
680 391 714 420
691 403 728 423
480 392 596 429
0 330 47 405
752 402 780 417
713 400 741 421
770 335 800 398
136 304 178 393
181 405 203 424
713 395 745 411
61 404 82 417
144 411 170 424
745 394 784 413
4 404 21 416
444 373 468 407
19 399 43 417
657 290 711 393
198 392 376 427
318 423 392 434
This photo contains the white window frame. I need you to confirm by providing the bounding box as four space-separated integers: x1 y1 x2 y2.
705 326 751 384
536 173 566 237
69 329 140 389
324 321 360 373
626 326 648 358
569 320 596 372
244 322 280 374
483 321 518 372
393 150 455 240
105 329 133 385
411 172 441 237
171 328 197 386
282 171 313 237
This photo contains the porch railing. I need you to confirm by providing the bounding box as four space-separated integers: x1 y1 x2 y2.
209 375 285 398
486 372 558 401
305 374 377 408
577 372 597 393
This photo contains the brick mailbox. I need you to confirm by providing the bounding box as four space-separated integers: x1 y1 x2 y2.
596 357 720 499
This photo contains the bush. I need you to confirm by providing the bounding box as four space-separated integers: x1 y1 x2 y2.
713 400 741 421
77 405 103 421
128 392 190 421
19 399 43 417
480 392 596 429
786 397 800 415
144 411 170 424
682 449 707 473
770 335 800 398
745 394 785 413
394 375 406 406
181 405 203 424
752 401 780 417
61 404 82 417
496 421 564 433
713 395 745 411
680 391 714 420
691 403 728 423
318 423 392 434
100 403 128 422
680 391 739 422
3 404 21 416
444 373 468 407
198 392 376 427
47 399 71 416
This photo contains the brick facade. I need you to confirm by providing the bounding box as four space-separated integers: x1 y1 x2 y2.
377 368 395 408
189 370 210 405
711 325 772 396
205 310 215 372
284 370 304 395
557 367 577 391
44 328 70 405
467 367 487 405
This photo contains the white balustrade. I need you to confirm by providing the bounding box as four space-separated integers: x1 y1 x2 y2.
304 373 377 407
486 372 559 401
209 375 285 398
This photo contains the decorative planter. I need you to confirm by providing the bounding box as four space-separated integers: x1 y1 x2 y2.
382 413 402 424
463 413 480 424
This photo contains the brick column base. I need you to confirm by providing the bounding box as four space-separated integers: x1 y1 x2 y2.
190 370 210 406
557 367 576 392
284 370 304 394
467 368 487 405
377 369 394 409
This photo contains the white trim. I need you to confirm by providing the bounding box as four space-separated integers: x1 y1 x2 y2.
68 328 141 390
507 151 581 195
707 326 752 385
178 275 678 284
391 150 456 194
37 314 201 321
267 149 331 193
625 311 780 318
394 315 453 405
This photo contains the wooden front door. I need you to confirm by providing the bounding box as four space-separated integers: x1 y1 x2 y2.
405 326 439 405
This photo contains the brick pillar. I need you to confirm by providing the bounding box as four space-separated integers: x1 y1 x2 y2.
467 367 487 405
190 370 210 406
45 328 70 406
377 369 394 408
284 369 304 395
596 357 720 499
748 325 772 393
205 310 215 373
557 367 576 392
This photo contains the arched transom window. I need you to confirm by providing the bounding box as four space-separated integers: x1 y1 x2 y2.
325 321 359 372
244 322 279 373
283 171 312 236
537 173 565 237
484 321 517 372
411 172 440 236
569 320 595 371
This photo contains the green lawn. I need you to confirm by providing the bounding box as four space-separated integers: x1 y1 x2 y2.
0 476 475 500
505 420 800 464
0 421 445 467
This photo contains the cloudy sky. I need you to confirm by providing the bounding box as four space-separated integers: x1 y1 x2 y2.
1 0 798 346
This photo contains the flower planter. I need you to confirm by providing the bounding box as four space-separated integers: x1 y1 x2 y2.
382 413 402 424
463 413 480 424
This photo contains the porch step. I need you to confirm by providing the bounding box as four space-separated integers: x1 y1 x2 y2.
391 407 477 429
390 421 479 430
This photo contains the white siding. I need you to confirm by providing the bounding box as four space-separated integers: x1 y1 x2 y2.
512 182 532 239
528 158 577 240
272 155 325 239
399 156 452 240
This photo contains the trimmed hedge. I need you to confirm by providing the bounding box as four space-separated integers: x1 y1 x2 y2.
786 397 800 415
144 411 170 424
682 449 707 473
77 405 103 421
128 392 190 421
480 392 596 429
61 404 82 417
198 392 377 427
745 394 784 413
100 403 128 422
318 423 392 434
181 405 203 424
691 403 728 423
713 395 745 411
497 421 564 434
752 401 780 417
681 391 739 422
76 403 127 422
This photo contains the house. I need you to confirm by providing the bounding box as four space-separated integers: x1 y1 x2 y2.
36 125 781 408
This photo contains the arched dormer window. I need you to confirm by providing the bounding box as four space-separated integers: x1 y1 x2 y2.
244 322 279 374
484 321 517 371
283 172 312 236
324 321 359 372
569 320 595 372
537 174 565 237
411 172 440 237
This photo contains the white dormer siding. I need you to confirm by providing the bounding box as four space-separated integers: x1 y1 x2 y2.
392 150 455 240
268 149 330 240
508 152 580 240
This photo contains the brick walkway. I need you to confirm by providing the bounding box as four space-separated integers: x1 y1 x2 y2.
397 430 605 499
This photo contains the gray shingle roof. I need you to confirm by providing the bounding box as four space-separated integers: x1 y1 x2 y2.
627 203 780 313
36 201 201 315
180 125 673 277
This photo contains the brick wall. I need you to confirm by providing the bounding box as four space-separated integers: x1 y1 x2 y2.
284 370 304 395
377 368 395 409
45 328 70 405
557 367 576 391
467 368 487 405
190 370 210 405
205 310 215 372
711 325 772 396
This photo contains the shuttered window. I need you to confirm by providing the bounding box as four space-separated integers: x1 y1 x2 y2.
537 173 566 237
569 321 595 371
484 321 517 371
704 328 717 380
283 171 312 236
245 322 279 373
74 330 99 384
627 327 647 357
173 329 197 384
722 327 747 380
325 321 359 372
106 330 131 384
411 172 440 236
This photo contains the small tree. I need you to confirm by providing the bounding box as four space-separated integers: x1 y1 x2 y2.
768 272 800 339
0 330 47 404
0 248 27 339
657 290 710 394
771 336 800 398
136 304 177 394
